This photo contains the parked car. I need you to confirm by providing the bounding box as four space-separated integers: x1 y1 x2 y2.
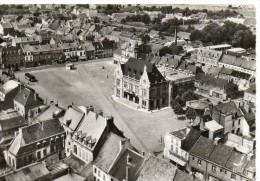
25 73 37 82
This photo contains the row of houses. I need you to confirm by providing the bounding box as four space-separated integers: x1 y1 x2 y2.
0 38 116 69
164 98 256 180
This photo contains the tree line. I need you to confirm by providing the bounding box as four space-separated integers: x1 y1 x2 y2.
189 21 256 49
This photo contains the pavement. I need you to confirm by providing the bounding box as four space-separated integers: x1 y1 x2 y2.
14 59 190 154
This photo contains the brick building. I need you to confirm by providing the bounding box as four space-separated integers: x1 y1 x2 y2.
114 58 169 111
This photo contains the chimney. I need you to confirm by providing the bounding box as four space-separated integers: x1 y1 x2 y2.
14 131 19 137
87 105 94 114
40 121 44 130
214 137 220 145
174 27 177 45
119 138 130 151
106 116 114 134
34 93 38 101
68 166 71 174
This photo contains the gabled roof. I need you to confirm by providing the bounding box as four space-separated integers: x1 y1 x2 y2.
195 72 238 89
170 128 188 140
135 154 177 181
181 128 204 152
190 136 215 160
109 148 144 181
208 143 233 166
74 110 109 150
8 118 65 155
14 87 42 108
214 101 243 117
0 80 20 94
121 58 165 83
174 169 200 181
225 150 248 173
94 133 126 172
0 111 26 131
35 104 64 122
220 54 256 71
61 106 85 131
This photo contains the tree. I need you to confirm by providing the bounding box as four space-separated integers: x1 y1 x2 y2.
121 18 126 24
186 108 196 122
174 104 183 115
190 29 203 41
159 46 173 57
94 17 100 23
182 90 198 103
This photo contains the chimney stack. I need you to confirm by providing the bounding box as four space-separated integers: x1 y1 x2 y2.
84 105 93 113
34 92 38 101
106 116 114 134
174 27 177 45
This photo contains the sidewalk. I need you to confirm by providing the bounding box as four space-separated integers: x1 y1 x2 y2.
111 95 171 113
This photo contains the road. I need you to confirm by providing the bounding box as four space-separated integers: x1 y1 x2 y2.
79 66 151 153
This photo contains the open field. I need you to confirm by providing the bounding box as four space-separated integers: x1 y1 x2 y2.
15 59 190 153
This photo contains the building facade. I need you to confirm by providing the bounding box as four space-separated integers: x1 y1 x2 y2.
114 58 169 111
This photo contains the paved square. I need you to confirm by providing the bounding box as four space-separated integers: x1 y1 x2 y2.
15 60 190 153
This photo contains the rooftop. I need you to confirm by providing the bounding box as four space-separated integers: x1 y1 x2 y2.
94 133 126 172
204 120 223 132
190 136 215 159
135 154 177 181
157 66 193 82
208 143 233 166
109 148 144 181
170 128 189 140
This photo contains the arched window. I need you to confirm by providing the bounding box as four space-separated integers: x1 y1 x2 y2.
74 145 77 155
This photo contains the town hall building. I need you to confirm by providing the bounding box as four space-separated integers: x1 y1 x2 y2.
114 57 169 111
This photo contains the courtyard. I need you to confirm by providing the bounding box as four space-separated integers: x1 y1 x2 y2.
15 59 190 153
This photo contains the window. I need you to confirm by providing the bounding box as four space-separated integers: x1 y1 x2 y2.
192 157 195 161
212 165 216 172
135 85 139 93
231 174 236 179
175 147 178 153
198 159 202 166
74 145 77 155
142 89 147 98
116 79 120 86
98 170 100 177
116 89 120 97
220 168 222 172
171 145 173 151
124 81 127 88
94 167 97 173
129 83 133 91
43 149 47 157
238 119 241 125
37 151 41 160
232 121 235 127
103 174 105 180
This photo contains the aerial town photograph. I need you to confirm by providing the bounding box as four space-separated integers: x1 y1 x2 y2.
0 1 257 181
